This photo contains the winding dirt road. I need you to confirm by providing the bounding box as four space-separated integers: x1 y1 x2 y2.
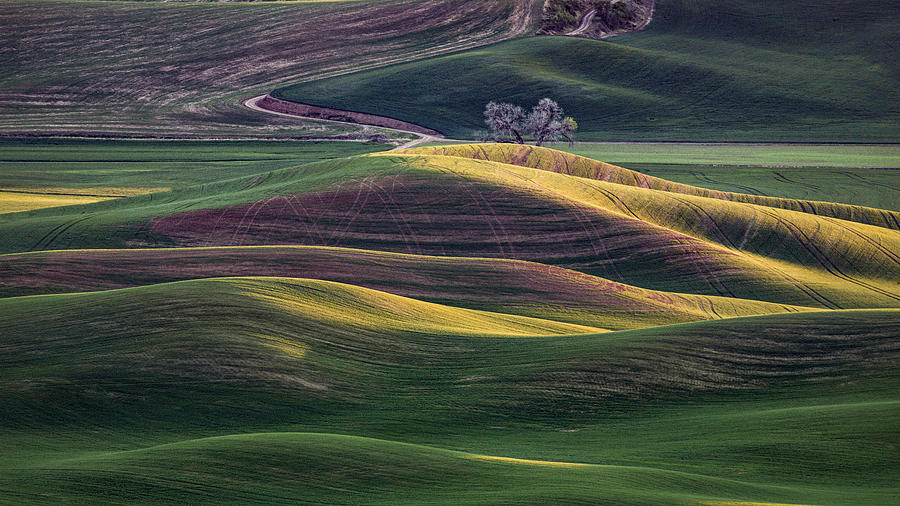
244 94 442 150
567 9 597 36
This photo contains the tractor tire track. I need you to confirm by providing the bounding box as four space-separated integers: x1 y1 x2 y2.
840 171 900 193
30 216 92 252
756 208 900 303
818 216 900 269
691 171 764 196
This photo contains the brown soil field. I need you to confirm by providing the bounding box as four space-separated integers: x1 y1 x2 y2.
0 0 541 138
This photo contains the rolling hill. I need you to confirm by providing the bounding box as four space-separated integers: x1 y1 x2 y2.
2 143 897 503
3 0 898 500
6 428 899 505
404 144 900 229
2 277 898 503
273 0 900 141
559 142 900 211
0 245 813 330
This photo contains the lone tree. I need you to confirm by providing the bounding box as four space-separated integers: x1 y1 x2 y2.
526 98 578 146
484 98 577 146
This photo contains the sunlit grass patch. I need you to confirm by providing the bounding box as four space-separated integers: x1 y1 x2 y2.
237 277 606 337
253 333 309 359
469 454 590 468
0 190 114 214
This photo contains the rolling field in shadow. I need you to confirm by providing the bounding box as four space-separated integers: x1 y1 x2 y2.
2 277 898 503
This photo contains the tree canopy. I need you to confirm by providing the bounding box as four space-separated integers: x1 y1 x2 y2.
484 98 577 145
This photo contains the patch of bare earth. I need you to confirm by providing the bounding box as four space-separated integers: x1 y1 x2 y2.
539 0 654 39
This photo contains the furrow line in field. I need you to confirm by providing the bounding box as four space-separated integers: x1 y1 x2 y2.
330 178 375 247
669 195 741 250
691 171 764 195
819 216 900 269
756 208 900 303
35 216 91 252
591 186 641 219
704 296 723 319
840 171 900 192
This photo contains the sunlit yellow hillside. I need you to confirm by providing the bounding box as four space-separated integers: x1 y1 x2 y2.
370 151 900 308
402 144 900 230
0 190 113 214
226 277 604 336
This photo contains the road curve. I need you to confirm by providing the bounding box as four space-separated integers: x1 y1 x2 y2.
566 9 596 36
243 94 440 150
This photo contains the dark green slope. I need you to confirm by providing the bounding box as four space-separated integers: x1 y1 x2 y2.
5 430 898 505
273 0 900 141
1 278 898 504
4 279 896 430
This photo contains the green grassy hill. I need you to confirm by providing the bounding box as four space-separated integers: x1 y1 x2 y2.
431 141 900 210
7 429 899 505
556 143 900 211
273 0 900 141
0 138 392 213
405 144 900 229
1 277 898 503
0 245 812 330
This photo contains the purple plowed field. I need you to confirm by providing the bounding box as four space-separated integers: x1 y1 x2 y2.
144 176 766 297
139 172 899 310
